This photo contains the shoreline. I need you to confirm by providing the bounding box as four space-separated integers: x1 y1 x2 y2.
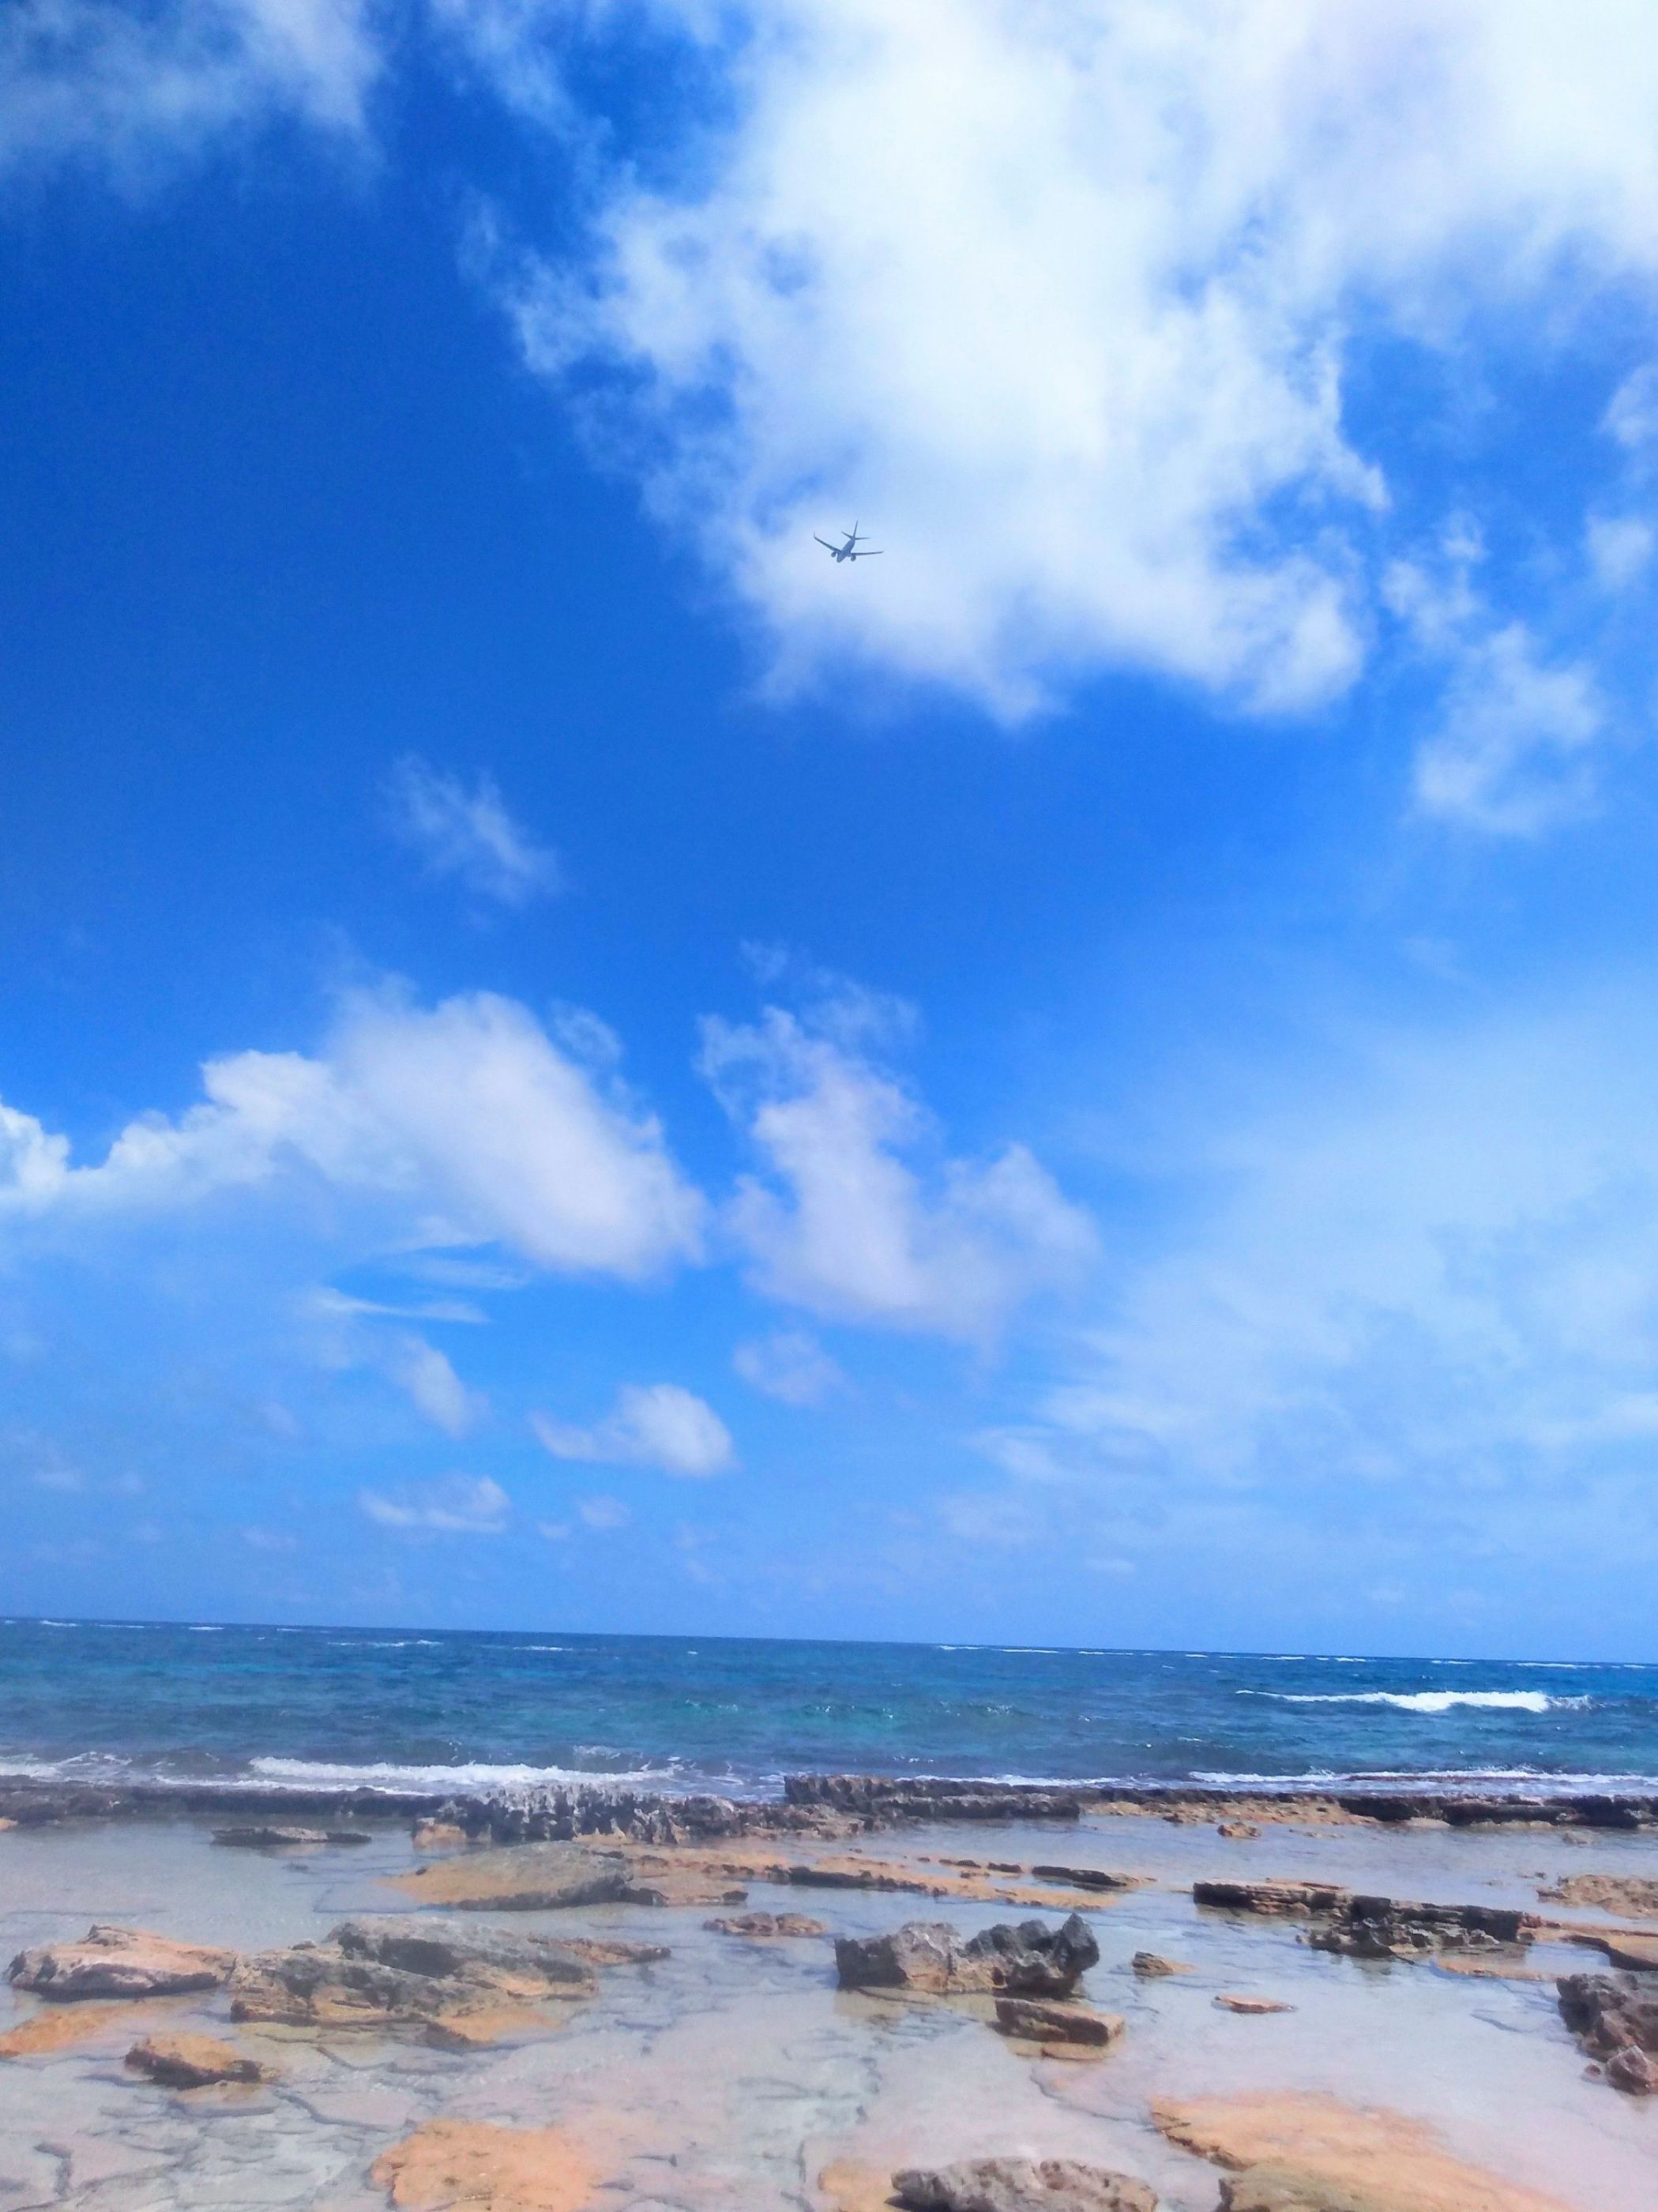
4 1770 1656 1835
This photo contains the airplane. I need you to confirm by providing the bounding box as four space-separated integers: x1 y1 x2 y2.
815 522 882 562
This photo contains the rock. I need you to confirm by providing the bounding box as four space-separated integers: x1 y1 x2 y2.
0 2003 128 2057
1131 1953 1190 1977
704 1912 827 1939
228 1917 596 2036
993 1996 1124 2047
893 2157 1155 2212
6 1925 236 2001
1154 2090 1570 2212
1194 1881 1533 1959
1537 1873 1658 1915
557 1938 669 1966
370 2119 598 2210
1556 1972 1658 2090
125 2033 268 2087
212 1826 370 1848
1574 1930 1658 1972
1220 2168 1391 2211
412 1819 469 1850
1214 1994 1295 2014
784 1776 1084 1823
1218 1824 1261 1841
1028 1866 1141 1892
835 1914 1100 1996
1606 2045 1658 2095
394 1841 742 1911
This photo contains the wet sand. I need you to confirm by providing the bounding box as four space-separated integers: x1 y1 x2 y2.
2 1809 1655 2210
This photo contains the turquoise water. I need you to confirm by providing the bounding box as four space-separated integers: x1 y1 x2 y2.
1 1619 1654 1796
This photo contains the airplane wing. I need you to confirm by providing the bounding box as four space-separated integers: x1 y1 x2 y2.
853 548 884 558
814 536 837 551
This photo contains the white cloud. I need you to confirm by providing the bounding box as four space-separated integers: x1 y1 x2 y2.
495 0 1658 716
576 1492 630 1529
385 756 561 908
1586 512 1656 591
733 1327 844 1407
1605 363 1658 451
701 1004 1096 1340
1412 624 1604 837
382 1332 483 1437
0 0 378 182
532 1382 735 1477
359 1472 511 1532
0 987 706 1281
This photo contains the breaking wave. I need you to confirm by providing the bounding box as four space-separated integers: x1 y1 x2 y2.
1261 1690 1588 1715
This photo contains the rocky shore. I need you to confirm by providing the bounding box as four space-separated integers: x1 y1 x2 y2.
3 1771 1655 1838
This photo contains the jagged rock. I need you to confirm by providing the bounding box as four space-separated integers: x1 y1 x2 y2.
836 1913 1099 1996
993 1996 1124 2047
1219 1823 1261 1841
228 1917 596 2036
7 1926 236 2001
1194 1880 1533 1959
1131 1953 1190 1977
125 2033 268 2087
893 2156 1156 2212
704 1912 828 1939
1214 1994 1295 2014
211 1825 370 1848
784 1776 1083 1824
558 1937 669 1966
1557 1973 1658 2091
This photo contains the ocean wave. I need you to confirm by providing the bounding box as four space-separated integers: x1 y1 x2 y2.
1259 1690 1589 1714
244 1755 689 1793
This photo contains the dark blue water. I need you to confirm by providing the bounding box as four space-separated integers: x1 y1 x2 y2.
2 1620 1655 1797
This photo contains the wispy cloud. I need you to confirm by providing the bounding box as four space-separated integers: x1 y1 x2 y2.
359 1473 511 1533
385 756 561 908
733 1328 844 1408
532 1382 735 1477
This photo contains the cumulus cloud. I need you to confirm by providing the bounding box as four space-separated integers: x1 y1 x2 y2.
493 0 1658 717
0 987 705 1281
532 1382 735 1477
385 756 561 908
359 1472 511 1532
701 1003 1096 1340
381 1332 483 1437
733 1327 844 1407
0 0 378 182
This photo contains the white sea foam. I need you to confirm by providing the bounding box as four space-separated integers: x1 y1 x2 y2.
244 1755 686 1793
1261 1690 1587 1714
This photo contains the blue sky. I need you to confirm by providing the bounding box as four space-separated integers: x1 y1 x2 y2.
5 1 1658 1655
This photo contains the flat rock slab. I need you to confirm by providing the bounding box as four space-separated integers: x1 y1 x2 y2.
1154 2090 1571 2212
7 1924 236 2001
837 1914 1100 1996
370 2118 599 2211
1131 1954 1190 1977
1538 1873 1658 1915
705 1911 828 1939
0 2002 130 2056
1214 1995 1295 2014
126 2032 269 2087
893 2156 1156 2212
994 1996 1124 2047
393 1841 742 1912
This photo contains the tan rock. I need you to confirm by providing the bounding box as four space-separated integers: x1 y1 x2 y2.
1130 1953 1190 1977
412 1821 471 1851
125 2033 268 2087
393 1842 743 1912
6 1925 236 2002
1154 2090 1571 2212
0 2003 128 2057
1218 1824 1261 1841
1536 1873 1658 1916
993 1996 1124 2048
370 2119 598 2211
819 2159 899 2212
1213 1995 1295 2014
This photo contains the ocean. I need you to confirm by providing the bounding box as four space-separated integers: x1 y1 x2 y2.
2 1618 1654 1799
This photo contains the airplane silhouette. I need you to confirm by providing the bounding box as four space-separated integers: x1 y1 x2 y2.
815 523 883 562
